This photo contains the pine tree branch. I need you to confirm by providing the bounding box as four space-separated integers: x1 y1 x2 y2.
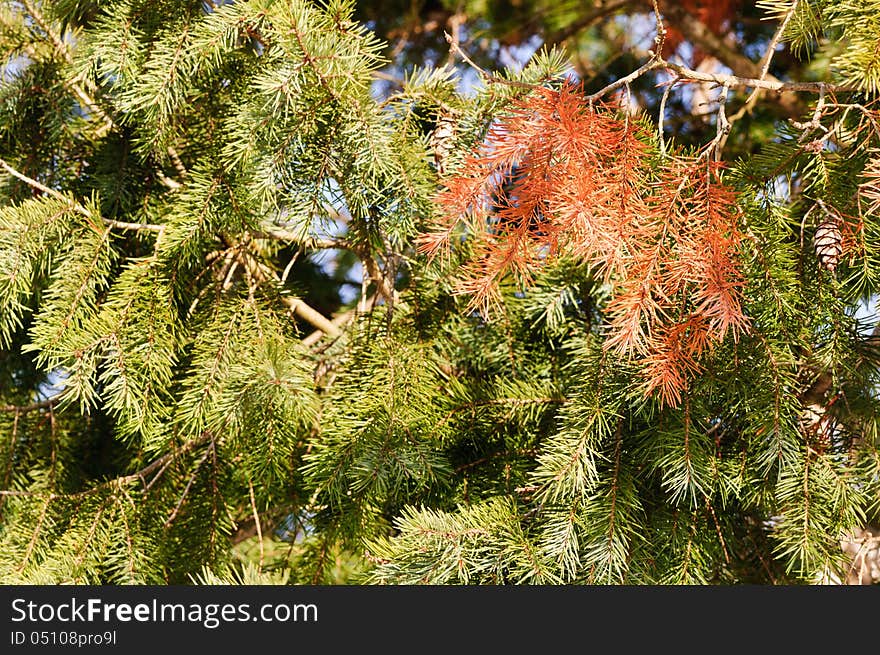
660 2 809 116
16 495 51 572
0 157 164 233
584 56 854 101
756 0 799 84
238 251 341 337
103 218 165 233
586 58 664 101
0 156 86 211
359 250 397 304
725 1 802 140
250 228 348 250
20 0 67 61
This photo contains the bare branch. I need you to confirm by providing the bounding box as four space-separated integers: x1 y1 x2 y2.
729 1 802 127
661 2 764 80
0 157 85 211
0 394 64 413
0 436 212 499
759 1 799 83
587 59 663 102
657 76 678 156
164 446 212 527
662 61 853 94
301 296 374 348
248 480 264 570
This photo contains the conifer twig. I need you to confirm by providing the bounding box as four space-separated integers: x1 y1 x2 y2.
657 75 678 156
251 227 348 250
20 0 114 137
301 294 377 347
587 0 665 103
1 394 65 413
659 61 853 94
0 436 212 498
728 0 801 128
542 0 633 47
586 59 664 102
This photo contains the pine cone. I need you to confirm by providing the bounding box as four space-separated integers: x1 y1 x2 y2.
814 217 841 272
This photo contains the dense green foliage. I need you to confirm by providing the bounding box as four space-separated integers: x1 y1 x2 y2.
1 0 879 584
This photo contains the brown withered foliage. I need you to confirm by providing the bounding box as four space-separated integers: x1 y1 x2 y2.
418 83 750 407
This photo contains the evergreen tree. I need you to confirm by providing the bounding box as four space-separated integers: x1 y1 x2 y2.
1 0 878 585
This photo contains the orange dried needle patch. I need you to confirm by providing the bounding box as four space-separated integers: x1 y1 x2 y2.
418 82 750 407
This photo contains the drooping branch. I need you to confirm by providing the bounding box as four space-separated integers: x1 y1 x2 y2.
420 82 749 406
